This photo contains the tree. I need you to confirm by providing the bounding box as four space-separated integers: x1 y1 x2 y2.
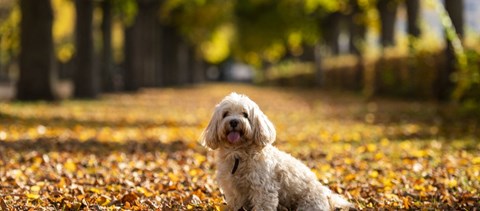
377 0 398 47
322 12 343 55
74 0 98 98
189 46 206 83
123 23 139 91
437 0 464 101
405 0 420 38
17 0 57 101
347 0 366 55
160 24 183 86
347 0 367 90
124 0 159 90
101 0 115 92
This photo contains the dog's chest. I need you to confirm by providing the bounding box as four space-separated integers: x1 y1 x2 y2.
217 156 274 189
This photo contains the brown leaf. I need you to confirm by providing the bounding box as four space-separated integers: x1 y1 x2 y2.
0 197 8 211
121 192 139 205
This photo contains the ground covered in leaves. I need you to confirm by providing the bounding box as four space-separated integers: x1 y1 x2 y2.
0 84 479 210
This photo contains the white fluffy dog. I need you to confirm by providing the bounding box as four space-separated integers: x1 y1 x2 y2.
201 93 353 211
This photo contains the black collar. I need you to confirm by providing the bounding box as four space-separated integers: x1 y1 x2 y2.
231 158 240 174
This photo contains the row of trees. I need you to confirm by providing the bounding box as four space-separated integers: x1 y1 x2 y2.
2 0 468 101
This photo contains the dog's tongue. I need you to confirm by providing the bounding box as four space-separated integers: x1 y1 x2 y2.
227 131 241 143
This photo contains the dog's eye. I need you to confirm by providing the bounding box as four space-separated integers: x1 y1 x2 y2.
242 112 248 118
222 111 229 118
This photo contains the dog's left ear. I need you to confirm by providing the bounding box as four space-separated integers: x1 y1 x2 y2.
200 106 222 150
252 106 276 146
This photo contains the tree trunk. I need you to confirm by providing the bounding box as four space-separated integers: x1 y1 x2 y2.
101 0 115 92
124 24 139 91
348 0 366 55
377 0 398 47
177 40 189 85
298 44 315 62
437 0 464 101
189 46 205 84
161 25 181 86
123 0 159 88
406 0 421 38
17 0 57 101
74 0 98 98
323 12 342 55
347 0 366 90
134 0 159 87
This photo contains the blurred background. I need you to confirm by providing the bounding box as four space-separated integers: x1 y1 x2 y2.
0 0 479 104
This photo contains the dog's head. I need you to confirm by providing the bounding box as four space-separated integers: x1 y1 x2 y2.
201 93 276 150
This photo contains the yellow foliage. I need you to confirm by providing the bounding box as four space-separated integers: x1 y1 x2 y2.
201 24 233 64
304 0 339 14
52 0 75 62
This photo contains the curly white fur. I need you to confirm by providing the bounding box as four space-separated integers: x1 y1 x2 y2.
201 93 353 211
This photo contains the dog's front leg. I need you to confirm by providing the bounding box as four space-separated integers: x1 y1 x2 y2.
225 197 247 211
249 185 279 211
222 190 248 211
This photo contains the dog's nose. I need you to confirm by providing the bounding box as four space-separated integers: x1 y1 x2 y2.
230 119 239 128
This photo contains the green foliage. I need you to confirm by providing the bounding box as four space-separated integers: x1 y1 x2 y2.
112 0 138 26
161 0 233 44
304 0 341 14
427 0 475 102
233 0 326 65
200 24 234 63
0 2 20 65
0 0 372 67
160 0 234 63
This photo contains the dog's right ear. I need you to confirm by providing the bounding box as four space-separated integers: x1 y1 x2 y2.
200 106 221 150
251 105 276 147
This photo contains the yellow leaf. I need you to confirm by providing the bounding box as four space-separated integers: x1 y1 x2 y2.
96 195 111 206
356 146 366 153
413 184 424 191
189 169 199 177
168 172 179 182
374 152 384 160
403 197 410 209
344 173 356 181
26 193 40 200
319 164 331 172
444 178 458 188
64 159 77 172
89 187 102 194
332 133 341 142
344 158 353 165
384 193 399 200
380 138 390 146
30 185 41 193
136 187 154 197
366 143 377 152
194 154 206 163
472 157 480 165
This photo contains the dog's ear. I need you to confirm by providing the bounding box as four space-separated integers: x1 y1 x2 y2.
252 106 276 146
200 105 221 150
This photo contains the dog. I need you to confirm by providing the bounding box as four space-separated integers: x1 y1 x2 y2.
201 93 353 211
